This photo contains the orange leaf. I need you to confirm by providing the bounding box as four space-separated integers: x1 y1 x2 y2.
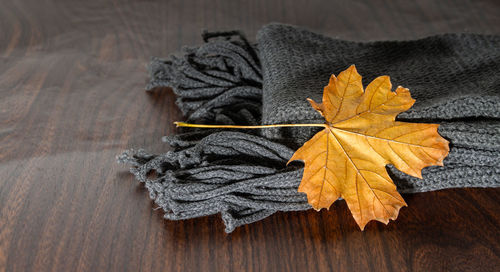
288 65 450 230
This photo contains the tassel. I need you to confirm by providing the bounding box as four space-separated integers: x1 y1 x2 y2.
146 31 262 125
118 131 309 233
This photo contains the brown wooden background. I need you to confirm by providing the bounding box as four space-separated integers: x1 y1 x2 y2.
1 0 499 271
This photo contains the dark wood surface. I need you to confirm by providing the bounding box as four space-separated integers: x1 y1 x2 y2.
1 0 499 271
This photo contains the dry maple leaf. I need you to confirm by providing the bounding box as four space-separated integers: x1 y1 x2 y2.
288 65 449 230
174 64 450 230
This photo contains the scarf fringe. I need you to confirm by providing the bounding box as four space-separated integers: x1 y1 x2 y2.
121 31 309 233
117 131 309 233
146 31 262 125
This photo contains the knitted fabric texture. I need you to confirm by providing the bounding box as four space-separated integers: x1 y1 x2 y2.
118 24 500 233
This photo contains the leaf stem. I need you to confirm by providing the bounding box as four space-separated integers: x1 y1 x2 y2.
174 121 326 129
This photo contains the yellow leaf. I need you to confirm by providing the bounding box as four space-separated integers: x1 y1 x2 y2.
288 65 450 230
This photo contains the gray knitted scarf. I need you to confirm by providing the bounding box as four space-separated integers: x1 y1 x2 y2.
118 24 500 233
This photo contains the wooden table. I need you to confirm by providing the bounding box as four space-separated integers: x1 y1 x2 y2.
1 1 499 271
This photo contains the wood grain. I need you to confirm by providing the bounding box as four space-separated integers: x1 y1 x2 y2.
0 0 499 271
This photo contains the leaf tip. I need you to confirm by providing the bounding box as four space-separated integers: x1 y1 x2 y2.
416 171 423 179
376 75 391 87
307 98 324 115
287 152 303 166
328 74 337 84
344 64 360 78
306 97 317 105
395 85 412 96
